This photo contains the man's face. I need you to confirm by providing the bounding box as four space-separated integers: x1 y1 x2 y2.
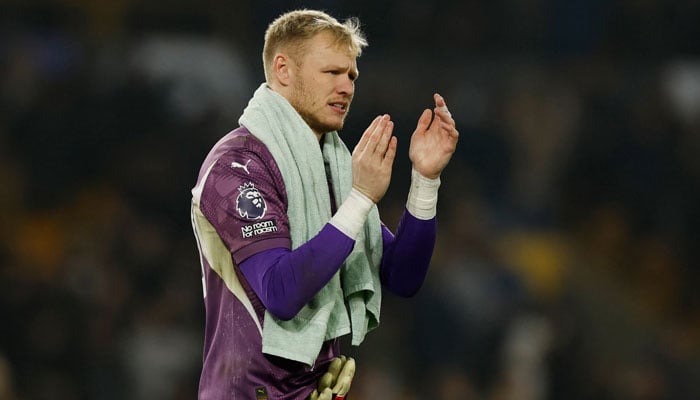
287 32 359 137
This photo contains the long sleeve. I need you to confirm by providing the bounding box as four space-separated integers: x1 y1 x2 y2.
239 224 355 320
241 208 438 321
380 210 437 297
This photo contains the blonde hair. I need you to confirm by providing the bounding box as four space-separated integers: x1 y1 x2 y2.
263 9 368 82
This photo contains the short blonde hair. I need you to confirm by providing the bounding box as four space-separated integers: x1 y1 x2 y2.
262 9 368 82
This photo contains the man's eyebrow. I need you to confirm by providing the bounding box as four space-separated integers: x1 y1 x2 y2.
323 63 359 77
322 63 348 70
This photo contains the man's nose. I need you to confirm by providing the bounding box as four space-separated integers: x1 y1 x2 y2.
337 76 354 95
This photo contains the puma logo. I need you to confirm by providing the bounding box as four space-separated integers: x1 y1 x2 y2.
254 386 268 400
231 159 251 174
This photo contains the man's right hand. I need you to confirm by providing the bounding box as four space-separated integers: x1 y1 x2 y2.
351 115 397 203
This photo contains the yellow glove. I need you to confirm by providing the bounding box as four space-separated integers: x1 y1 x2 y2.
308 388 332 400
310 356 356 400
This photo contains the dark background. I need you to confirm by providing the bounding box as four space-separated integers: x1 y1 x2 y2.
1 0 700 399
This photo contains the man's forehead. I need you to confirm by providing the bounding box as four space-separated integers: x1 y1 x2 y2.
307 31 357 58
305 37 357 66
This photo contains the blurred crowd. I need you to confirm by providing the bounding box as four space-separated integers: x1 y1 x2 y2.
1 0 700 399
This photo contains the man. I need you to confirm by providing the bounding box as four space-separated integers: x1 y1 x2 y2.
191 9 458 400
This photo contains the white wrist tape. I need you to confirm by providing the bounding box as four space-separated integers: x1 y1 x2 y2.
329 188 374 239
406 168 440 220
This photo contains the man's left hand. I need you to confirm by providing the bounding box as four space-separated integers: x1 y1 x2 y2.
408 93 459 179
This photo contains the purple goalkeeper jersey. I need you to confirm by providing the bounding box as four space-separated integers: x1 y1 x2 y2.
192 127 351 400
191 126 436 399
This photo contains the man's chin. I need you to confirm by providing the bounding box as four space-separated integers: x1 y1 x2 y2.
316 122 344 134
330 117 347 132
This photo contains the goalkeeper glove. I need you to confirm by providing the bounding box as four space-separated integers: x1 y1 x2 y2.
309 356 356 400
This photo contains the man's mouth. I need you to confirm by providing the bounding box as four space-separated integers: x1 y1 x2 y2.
329 102 347 113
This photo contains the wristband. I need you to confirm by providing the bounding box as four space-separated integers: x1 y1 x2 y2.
329 188 374 239
406 167 440 220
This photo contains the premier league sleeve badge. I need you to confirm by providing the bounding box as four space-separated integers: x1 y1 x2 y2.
236 182 267 220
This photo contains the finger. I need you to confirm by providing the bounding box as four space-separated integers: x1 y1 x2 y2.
375 119 394 155
332 357 355 394
354 116 382 155
434 107 455 126
319 388 333 400
382 136 397 165
334 376 352 397
441 121 460 139
415 109 432 135
317 372 334 392
327 357 343 381
434 93 447 108
434 93 453 120
309 389 319 400
368 115 390 153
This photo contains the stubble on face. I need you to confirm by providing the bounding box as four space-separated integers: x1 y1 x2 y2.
291 74 347 136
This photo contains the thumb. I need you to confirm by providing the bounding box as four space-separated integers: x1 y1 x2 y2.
415 109 432 134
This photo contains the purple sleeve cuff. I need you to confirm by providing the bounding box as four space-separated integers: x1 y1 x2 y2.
380 209 436 297
238 224 355 320
233 237 291 264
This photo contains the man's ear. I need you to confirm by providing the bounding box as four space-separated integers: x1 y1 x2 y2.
273 53 292 86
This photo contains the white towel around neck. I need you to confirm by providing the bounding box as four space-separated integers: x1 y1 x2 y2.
238 83 383 366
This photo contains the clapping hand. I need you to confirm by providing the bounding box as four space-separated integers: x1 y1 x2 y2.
351 114 397 203
409 94 459 179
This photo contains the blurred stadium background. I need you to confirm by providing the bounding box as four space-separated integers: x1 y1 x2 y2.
1 0 700 399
